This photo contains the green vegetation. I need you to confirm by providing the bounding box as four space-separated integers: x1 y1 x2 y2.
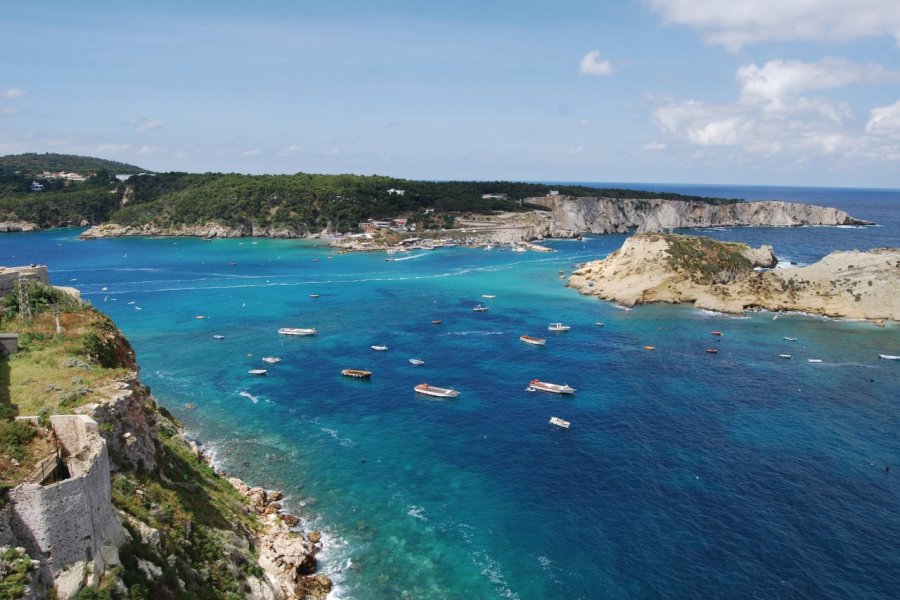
0 546 36 600
660 234 753 284
0 152 740 232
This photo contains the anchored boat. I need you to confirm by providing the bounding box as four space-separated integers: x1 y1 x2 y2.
527 379 575 394
278 327 317 336
261 357 281 364
548 322 570 332
549 416 571 429
341 369 372 379
409 358 425 366
415 383 460 398
520 335 546 346
248 369 268 376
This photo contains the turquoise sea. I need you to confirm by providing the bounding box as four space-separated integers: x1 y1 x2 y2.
3 184 898 599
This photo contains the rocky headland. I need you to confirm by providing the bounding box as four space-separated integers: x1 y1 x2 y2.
0 221 40 233
568 233 900 322
80 221 314 239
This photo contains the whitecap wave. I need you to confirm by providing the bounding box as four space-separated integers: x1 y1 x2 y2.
407 505 428 520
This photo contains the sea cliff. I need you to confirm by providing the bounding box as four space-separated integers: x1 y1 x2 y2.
529 195 872 235
80 221 313 239
568 233 900 322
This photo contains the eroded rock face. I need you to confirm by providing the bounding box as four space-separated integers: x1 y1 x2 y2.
568 234 900 321
0 220 40 232
530 196 872 235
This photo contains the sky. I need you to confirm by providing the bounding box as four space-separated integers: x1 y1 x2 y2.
2 0 900 187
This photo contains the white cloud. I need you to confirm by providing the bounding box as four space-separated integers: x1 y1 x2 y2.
578 119 590 127
642 141 668 151
579 50 613 76
0 107 20 117
242 148 262 157
0 88 26 99
568 146 584 155
647 0 900 50
866 100 900 136
129 118 163 133
138 145 165 155
737 59 896 108
282 144 300 154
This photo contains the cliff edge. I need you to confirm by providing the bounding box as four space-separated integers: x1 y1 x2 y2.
568 234 900 321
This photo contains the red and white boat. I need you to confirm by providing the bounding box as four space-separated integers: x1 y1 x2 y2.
527 379 575 394
414 383 460 398
520 335 546 346
278 327 317 336
710 331 723 336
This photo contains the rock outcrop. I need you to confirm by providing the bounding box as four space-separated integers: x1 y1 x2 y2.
227 478 332 600
80 221 311 239
568 234 900 321
530 195 872 235
0 221 40 233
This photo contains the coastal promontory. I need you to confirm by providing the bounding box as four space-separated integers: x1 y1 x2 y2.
568 234 900 322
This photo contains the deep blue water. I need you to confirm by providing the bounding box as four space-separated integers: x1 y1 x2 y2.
2 184 898 599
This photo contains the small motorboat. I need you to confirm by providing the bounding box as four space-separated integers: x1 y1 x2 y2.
778 354 792 359
278 327 317 336
248 369 268 376
341 369 372 379
547 322 570 332
213 335 225 340
706 348 718 354
594 322 604 327
527 379 576 394
520 335 546 346
549 416 570 429
432 320 442 325
879 354 900 360
710 331 723 336
195 315 206 319
415 383 460 398
409 358 425 366
482 294 496 299
784 337 798 341
807 359 822 363
644 345 656 351
473 305 489 312
371 345 389 351
262 357 281 364
309 294 320 298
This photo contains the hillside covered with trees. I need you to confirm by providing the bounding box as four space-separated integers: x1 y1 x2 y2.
0 153 740 232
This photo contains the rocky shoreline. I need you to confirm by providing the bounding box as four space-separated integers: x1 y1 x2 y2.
568 233 900 322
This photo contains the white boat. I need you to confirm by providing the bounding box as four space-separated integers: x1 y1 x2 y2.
879 354 900 360
262 357 281 364
520 335 546 346
528 379 576 394
807 359 822 363
213 335 225 340
309 294 320 298
549 416 570 429
594 322 604 327
371 345 388 351
482 294 496 299
784 337 798 341
547 323 571 332
409 358 425 366
341 369 372 379
248 369 268 376
778 354 792 359
473 305 489 312
415 383 460 398
195 315 205 319
278 327 317 336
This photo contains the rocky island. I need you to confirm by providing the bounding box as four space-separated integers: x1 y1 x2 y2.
568 233 900 322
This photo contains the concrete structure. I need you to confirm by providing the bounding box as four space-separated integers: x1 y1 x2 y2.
0 332 18 354
9 415 127 599
0 265 49 297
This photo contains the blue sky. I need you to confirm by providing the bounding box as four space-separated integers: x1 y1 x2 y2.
2 0 900 187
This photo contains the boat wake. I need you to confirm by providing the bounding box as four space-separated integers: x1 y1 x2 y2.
442 330 505 337
239 391 259 403
320 426 355 447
